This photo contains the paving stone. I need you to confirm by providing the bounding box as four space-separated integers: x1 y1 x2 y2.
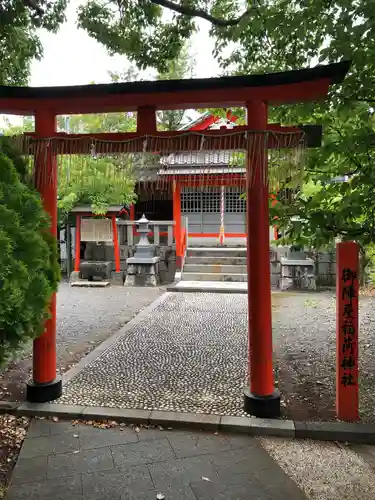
121 484 198 500
26 419 79 438
10 456 48 484
20 432 81 458
190 473 270 500
208 446 269 476
6 475 83 500
78 425 138 450
168 431 232 458
111 438 175 467
149 455 219 489
47 446 114 479
136 427 190 441
82 465 153 500
256 463 307 500
223 432 259 450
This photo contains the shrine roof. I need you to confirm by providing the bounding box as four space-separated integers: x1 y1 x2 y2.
158 166 244 176
0 61 350 115
161 151 234 166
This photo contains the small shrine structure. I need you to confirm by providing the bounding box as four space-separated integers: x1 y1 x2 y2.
69 205 126 285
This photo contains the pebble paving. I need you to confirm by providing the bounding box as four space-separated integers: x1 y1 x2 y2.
59 293 249 416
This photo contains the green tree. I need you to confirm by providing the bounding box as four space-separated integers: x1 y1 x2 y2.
1 113 137 216
0 0 67 85
57 110 137 215
157 44 195 130
58 154 137 215
0 116 34 135
76 0 375 89
85 0 374 263
0 138 60 365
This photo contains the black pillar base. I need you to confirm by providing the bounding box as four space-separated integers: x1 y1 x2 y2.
243 387 281 418
26 377 62 403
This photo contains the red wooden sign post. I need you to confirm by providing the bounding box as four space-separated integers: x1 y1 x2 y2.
336 241 359 421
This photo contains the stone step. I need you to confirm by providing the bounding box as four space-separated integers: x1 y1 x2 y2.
183 264 248 274
186 247 247 258
71 281 110 287
185 256 247 265
182 272 248 282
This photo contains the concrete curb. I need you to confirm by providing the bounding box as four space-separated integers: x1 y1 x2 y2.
2 402 375 444
167 284 248 294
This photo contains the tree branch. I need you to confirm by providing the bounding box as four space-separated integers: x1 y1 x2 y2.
23 0 44 15
337 94 375 104
148 0 257 27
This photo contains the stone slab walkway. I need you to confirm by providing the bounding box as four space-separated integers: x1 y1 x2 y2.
8 418 375 500
6 418 307 500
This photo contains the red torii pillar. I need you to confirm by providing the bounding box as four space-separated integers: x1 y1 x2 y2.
27 109 62 402
243 100 280 417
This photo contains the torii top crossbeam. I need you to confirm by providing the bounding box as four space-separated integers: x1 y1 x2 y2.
0 61 350 115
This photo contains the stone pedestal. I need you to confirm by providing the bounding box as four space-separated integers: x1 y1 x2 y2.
80 260 113 280
111 271 125 285
70 271 81 282
124 215 162 287
125 257 161 286
280 257 316 291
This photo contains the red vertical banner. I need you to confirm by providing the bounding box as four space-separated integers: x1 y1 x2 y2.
74 215 81 272
173 181 182 266
112 215 121 272
336 241 359 421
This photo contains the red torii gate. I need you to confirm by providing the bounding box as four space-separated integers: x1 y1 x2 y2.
0 61 349 418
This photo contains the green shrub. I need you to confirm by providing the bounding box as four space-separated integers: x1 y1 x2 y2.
0 145 60 366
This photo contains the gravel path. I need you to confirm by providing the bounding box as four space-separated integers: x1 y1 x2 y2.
60 290 375 422
55 283 164 366
2 288 375 421
272 292 375 422
59 292 248 415
0 283 164 401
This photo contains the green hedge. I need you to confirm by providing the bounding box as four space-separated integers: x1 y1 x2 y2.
0 143 60 366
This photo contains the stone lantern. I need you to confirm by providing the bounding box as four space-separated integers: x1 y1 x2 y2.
125 215 161 286
133 214 155 259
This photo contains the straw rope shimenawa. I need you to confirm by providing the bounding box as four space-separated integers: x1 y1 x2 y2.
9 130 306 197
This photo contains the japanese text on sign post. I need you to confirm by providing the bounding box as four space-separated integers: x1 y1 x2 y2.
336 242 359 421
